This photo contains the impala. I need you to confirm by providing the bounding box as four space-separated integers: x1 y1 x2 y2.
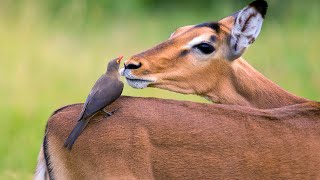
35 1 320 179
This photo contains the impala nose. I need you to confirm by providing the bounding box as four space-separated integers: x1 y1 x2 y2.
124 62 142 70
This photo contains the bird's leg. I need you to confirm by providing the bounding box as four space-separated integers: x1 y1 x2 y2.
103 108 119 118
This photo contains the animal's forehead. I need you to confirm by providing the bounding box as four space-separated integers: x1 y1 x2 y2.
170 26 219 46
194 22 221 33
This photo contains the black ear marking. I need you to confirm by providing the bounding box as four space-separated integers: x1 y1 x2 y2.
249 0 268 18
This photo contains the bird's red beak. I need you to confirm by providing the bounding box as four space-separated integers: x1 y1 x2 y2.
116 55 123 64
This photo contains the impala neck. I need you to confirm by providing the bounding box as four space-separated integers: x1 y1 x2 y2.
206 58 309 109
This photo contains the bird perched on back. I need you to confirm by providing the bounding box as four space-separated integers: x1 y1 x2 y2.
64 56 124 150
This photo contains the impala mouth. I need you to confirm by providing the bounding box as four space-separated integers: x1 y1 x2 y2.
120 68 155 89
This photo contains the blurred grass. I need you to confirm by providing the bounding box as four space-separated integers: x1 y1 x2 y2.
0 0 319 179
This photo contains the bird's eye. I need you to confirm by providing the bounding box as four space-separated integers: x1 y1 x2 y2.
194 43 215 54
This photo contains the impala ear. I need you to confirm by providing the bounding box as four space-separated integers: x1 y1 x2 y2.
220 0 268 60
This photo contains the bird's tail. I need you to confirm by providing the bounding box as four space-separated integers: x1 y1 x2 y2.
64 119 89 150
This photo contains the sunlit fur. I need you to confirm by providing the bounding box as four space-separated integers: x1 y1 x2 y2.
38 97 320 179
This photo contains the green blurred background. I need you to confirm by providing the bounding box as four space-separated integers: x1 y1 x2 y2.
1 0 319 179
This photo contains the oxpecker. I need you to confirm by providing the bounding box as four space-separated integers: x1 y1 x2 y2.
64 56 124 150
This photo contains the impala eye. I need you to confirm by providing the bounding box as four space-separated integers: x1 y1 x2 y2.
194 43 215 54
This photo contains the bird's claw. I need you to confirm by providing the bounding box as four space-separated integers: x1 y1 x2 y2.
103 108 119 118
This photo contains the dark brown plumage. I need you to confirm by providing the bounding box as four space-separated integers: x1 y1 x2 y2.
64 56 124 150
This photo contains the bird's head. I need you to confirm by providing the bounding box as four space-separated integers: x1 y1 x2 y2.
106 55 123 74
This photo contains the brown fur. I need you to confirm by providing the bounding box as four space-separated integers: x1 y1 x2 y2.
45 96 320 179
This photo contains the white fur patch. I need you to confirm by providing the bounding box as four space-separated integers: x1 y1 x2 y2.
183 35 209 49
34 165 47 180
121 69 156 89
34 146 48 180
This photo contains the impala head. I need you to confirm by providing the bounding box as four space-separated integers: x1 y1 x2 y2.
122 0 268 96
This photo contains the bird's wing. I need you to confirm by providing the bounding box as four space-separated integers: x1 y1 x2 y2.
83 78 123 118
90 80 122 104
78 89 97 120
77 75 106 120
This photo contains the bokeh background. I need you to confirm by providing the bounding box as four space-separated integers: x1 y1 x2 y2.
1 0 319 179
